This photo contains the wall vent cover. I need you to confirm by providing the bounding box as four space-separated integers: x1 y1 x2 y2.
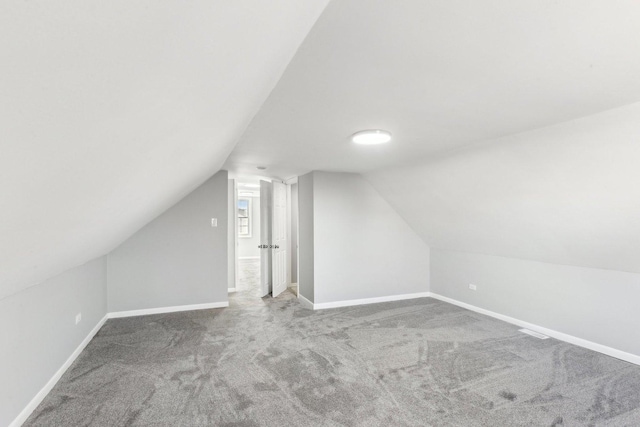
519 329 549 339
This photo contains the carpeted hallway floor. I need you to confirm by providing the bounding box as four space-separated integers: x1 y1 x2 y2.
24 291 640 426
236 258 261 294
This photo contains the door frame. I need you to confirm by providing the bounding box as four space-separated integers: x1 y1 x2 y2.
284 176 299 297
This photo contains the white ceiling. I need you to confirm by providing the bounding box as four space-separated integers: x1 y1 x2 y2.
5 0 640 297
366 103 640 274
225 0 640 179
0 0 329 299
224 0 640 274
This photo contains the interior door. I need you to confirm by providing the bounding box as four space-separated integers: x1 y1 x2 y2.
260 181 272 297
271 181 288 297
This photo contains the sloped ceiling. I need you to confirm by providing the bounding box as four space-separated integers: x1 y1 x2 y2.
366 103 640 273
225 0 640 179
5 0 640 299
225 0 640 273
0 0 329 299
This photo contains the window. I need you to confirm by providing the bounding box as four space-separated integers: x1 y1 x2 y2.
238 198 251 237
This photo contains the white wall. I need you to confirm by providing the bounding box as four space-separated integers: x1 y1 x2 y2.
362 103 640 362
228 179 236 290
0 257 107 427
107 171 228 312
0 0 331 303
3 170 230 425
310 171 430 304
298 173 314 302
291 183 299 283
366 103 640 274
237 195 261 258
431 249 640 358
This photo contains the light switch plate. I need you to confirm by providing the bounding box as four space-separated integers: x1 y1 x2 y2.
211 218 217 227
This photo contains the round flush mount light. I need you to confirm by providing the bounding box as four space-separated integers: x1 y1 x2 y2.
351 129 392 145
256 166 267 170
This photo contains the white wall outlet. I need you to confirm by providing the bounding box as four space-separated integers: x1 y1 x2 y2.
75 312 82 325
468 284 477 291
211 218 218 227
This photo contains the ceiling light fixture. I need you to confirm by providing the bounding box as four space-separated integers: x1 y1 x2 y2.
256 166 267 170
243 184 260 188
351 129 392 145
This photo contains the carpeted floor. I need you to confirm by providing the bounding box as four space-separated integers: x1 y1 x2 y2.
236 259 261 294
24 291 640 426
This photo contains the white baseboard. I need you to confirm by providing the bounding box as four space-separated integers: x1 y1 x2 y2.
10 300 231 426
428 293 640 366
108 301 229 319
238 256 260 260
228 287 237 293
16 291 639 427
298 294 314 310
9 314 108 427
312 292 431 310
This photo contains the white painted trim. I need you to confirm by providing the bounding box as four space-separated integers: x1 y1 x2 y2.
227 287 237 293
10 300 231 426
238 256 260 260
312 292 431 310
19 291 640 427
234 179 239 292
108 301 228 319
428 293 640 366
9 314 109 427
298 290 639 365
298 294 314 310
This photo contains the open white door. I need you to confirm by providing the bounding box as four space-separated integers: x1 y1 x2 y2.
259 181 272 297
272 181 288 297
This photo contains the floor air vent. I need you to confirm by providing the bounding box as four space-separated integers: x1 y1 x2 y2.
519 329 549 339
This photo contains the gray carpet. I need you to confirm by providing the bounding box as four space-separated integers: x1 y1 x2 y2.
24 292 640 426
236 259 261 294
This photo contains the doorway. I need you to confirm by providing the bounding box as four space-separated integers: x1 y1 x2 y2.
235 179 262 297
229 176 298 301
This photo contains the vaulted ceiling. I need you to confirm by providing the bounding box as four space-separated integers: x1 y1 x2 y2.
0 0 330 299
226 0 640 273
225 0 640 178
366 103 640 273
4 0 640 299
